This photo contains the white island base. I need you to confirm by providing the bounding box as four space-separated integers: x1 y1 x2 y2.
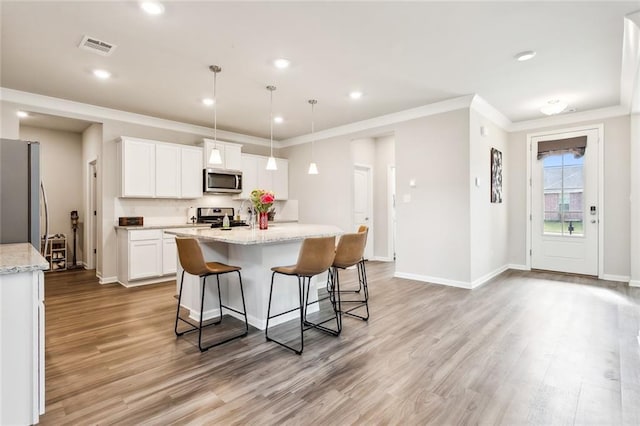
167 224 342 330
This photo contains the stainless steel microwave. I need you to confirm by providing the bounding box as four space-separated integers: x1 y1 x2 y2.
203 169 242 194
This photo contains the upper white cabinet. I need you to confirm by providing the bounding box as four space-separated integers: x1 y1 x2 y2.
180 146 203 199
118 137 156 198
155 143 180 198
203 139 242 170
118 137 203 199
234 154 288 200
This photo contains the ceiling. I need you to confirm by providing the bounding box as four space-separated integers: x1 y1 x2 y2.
1 1 637 140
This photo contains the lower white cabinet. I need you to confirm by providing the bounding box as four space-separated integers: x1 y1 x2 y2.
162 233 177 275
0 269 45 424
117 228 177 286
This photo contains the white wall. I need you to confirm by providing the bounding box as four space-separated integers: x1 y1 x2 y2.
374 135 395 259
507 115 631 278
394 109 471 285
19 126 84 266
469 110 509 284
630 113 640 286
0 102 19 139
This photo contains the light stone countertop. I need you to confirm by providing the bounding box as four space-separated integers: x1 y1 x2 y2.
0 243 49 275
115 223 211 230
164 223 342 245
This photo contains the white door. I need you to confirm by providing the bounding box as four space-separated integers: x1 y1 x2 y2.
353 165 373 259
89 161 97 269
531 128 599 275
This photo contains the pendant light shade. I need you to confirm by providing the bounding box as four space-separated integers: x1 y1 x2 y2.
266 85 278 171
307 99 319 175
209 65 223 165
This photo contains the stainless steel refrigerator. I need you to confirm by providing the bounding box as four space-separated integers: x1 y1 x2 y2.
0 139 48 251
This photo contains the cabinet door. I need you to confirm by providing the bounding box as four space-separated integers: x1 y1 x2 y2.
155 144 180 198
256 156 273 191
162 235 177 275
180 146 203 198
224 144 242 171
273 158 289 200
120 139 155 197
234 154 258 200
129 240 162 280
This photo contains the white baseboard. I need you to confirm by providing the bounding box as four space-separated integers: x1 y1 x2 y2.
118 275 176 287
601 274 631 283
630 280 640 288
470 265 509 289
185 303 319 331
394 271 471 289
370 256 394 262
507 264 530 271
98 275 118 284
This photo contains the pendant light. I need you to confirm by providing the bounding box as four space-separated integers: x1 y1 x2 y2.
308 99 319 175
266 85 278 170
208 65 223 166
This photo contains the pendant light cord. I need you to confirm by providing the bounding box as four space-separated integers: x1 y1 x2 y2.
270 88 274 157
213 69 217 142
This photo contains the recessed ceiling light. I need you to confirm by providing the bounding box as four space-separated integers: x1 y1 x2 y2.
140 1 164 15
273 58 290 69
202 98 214 106
540 99 568 115
349 91 363 100
515 50 537 62
16 111 29 118
274 116 284 124
93 69 111 79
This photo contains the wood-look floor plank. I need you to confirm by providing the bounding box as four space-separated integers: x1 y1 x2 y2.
39 264 640 425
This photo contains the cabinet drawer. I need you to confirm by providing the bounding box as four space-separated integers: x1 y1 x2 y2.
129 229 162 241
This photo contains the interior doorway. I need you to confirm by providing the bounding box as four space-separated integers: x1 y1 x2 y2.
87 160 97 270
528 125 602 276
388 165 396 261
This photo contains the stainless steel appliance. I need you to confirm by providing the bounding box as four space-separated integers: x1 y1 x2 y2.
197 207 247 228
203 168 242 194
0 139 48 251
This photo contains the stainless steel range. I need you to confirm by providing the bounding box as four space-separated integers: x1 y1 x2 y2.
197 207 248 228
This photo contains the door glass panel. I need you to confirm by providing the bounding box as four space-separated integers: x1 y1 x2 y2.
542 152 584 236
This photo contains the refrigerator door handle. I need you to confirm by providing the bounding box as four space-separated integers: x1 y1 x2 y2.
40 181 49 256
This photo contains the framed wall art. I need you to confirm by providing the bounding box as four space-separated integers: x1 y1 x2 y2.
491 147 503 203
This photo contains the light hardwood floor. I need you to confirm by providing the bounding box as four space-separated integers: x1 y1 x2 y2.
41 264 640 425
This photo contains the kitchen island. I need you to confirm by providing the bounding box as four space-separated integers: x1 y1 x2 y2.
164 223 342 330
0 243 48 425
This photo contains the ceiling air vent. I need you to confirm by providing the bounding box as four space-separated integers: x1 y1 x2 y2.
78 35 116 56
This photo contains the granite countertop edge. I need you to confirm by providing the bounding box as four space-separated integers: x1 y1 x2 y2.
0 243 49 275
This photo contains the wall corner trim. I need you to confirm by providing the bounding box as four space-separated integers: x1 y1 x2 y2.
600 274 631 283
98 275 118 285
394 271 472 289
470 95 512 130
470 265 510 289
630 279 640 288
507 264 530 271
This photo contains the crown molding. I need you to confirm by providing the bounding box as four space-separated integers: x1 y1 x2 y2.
470 94 512 130
279 95 474 147
0 87 272 147
508 105 628 132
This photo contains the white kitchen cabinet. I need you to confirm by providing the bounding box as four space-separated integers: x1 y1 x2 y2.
116 228 180 286
155 143 180 198
180 146 203 199
0 248 46 425
162 233 177 275
203 139 242 170
257 156 289 200
118 137 203 199
118 137 156 198
235 154 288 200
234 154 259 200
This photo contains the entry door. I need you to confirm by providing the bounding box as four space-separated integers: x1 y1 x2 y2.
531 128 599 275
353 165 373 259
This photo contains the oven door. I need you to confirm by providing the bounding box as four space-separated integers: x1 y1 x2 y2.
204 169 242 193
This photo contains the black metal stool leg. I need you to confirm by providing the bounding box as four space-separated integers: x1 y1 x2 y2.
237 271 249 335
175 270 191 336
265 271 277 342
198 276 208 351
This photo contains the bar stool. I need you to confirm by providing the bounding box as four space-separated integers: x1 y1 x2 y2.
265 236 336 355
330 226 370 321
174 238 248 352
